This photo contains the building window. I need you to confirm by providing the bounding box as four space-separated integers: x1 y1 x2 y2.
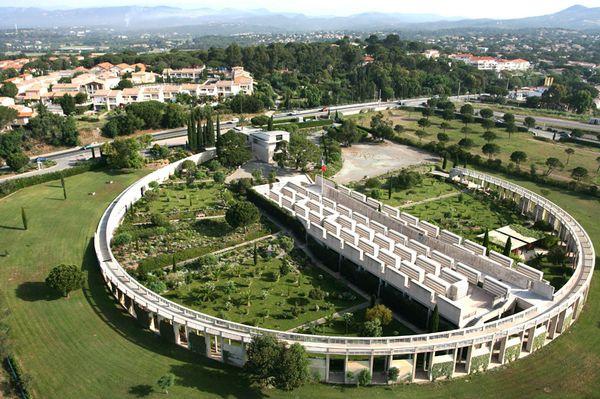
276 135 283 141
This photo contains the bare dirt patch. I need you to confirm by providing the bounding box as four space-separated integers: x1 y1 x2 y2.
333 141 439 184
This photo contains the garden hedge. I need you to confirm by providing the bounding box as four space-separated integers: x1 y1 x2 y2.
431 361 454 381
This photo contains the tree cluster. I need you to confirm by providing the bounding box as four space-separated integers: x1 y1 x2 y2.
244 335 309 391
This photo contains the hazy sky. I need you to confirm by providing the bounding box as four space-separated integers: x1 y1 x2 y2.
2 0 600 19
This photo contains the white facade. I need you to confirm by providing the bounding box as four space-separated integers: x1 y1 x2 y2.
249 130 290 163
162 67 206 81
449 54 531 71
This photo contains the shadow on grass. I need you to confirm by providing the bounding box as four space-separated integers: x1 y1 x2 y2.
80 238 265 399
15 281 62 301
128 384 154 397
0 224 24 231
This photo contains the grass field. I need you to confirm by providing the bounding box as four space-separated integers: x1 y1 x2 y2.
0 168 599 398
354 110 600 185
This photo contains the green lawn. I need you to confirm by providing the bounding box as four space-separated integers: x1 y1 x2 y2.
0 168 599 398
163 242 364 331
354 110 600 185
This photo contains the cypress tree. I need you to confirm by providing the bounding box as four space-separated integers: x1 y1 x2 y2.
21 207 27 230
442 155 447 170
216 113 222 157
503 237 512 256
186 118 192 149
61 176 67 200
196 118 204 150
205 113 215 146
482 229 490 255
188 116 197 152
388 177 393 199
203 124 209 148
267 115 274 131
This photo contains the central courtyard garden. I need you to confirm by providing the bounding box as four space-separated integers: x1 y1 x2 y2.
159 236 365 330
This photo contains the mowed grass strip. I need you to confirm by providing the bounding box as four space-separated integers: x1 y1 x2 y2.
0 168 598 398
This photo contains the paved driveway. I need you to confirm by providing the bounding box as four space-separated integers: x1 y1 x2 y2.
333 141 439 184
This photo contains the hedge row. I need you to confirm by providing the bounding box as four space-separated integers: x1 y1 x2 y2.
293 119 334 129
0 160 104 199
560 137 600 149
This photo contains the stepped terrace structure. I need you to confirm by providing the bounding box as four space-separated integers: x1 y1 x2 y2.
263 176 555 329
95 154 594 384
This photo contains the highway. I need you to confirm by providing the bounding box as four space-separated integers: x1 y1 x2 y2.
2 95 592 183
0 100 403 183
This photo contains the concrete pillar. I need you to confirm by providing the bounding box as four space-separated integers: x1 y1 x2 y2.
497 336 508 364
556 309 568 333
547 315 559 339
524 326 536 352
411 352 417 381
205 333 211 356
325 354 330 383
173 322 181 345
369 353 374 376
573 297 582 321
452 347 458 377
464 345 474 374
343 354 348 384
428 351 435 381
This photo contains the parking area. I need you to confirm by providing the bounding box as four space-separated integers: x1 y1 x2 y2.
333 141 439 184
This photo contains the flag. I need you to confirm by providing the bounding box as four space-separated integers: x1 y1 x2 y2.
321 158 327 173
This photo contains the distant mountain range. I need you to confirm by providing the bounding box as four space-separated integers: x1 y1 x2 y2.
1 4 599 32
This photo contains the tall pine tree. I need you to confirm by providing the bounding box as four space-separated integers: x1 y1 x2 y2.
216 113 222 157
205 113 215 146
188 116 197 152
196 117 204 150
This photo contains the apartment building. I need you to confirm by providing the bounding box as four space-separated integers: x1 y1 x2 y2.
162 67 206 81
449 54 530 71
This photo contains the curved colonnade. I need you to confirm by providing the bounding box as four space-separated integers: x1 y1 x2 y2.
94 153 595 383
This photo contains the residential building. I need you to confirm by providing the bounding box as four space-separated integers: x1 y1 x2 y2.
162 67 206 81
92 90 124 111
449 53 530 71
507 86 547 101
0 97 35 127
130 71 156 85
422 49 440 59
